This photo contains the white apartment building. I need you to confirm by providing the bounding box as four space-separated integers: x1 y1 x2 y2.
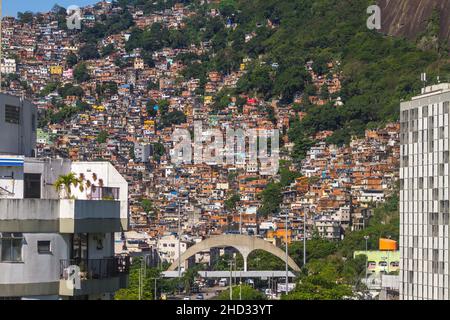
400 83 450 300
0 93 130 300
134 142 152 163
1 59 17 74
0 156 130 300
157 234 192 269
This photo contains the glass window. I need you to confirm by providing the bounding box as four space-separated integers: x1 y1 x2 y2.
24 174 41 199
0 233 23 262
5 105 20 124
37 241 51 254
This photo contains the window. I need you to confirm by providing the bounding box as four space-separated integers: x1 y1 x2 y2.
24 174 41 199
5 105 20 124
37 241 51 254
0 233 23 262
390 261 399 268
418 178 423 189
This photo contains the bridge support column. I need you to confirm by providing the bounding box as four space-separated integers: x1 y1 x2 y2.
244 255 248 272
240 250 250 272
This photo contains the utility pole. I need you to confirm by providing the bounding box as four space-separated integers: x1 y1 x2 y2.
239 270 242 301
178 199 181 279
139 259 143 300
285 211 289 294
303 207 307 267
150 277 158 300
364 235 370 290
229 260 233 300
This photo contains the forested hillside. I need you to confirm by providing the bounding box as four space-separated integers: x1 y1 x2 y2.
63 0 450 157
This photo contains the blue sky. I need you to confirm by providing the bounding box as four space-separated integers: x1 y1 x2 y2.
3 0 100 17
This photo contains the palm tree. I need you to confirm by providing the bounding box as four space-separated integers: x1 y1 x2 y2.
54 172 81 199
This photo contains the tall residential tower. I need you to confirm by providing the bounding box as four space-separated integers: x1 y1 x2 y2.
400 83 450 300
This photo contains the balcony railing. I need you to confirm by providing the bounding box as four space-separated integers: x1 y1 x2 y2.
90 187 120 201
60 256 130 280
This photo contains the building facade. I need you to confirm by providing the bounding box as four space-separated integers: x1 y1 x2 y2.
0 93 37 157
1 59 17 74
0 156 130 300
0 94 130 300
400 83 450 300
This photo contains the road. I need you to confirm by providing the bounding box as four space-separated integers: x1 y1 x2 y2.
168 286 230 300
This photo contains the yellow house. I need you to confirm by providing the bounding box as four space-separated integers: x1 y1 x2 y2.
267 229 292 244
49 66 63 75
93 105 105 112
204 96 213 105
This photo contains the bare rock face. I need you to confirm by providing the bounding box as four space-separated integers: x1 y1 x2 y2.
378 0 450 47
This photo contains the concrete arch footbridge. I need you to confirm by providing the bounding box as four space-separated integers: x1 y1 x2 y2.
167 234 301 272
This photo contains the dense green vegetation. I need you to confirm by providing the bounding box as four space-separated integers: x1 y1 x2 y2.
285 194 399 299
216 285 266 300
212 194 399 299
115 257 203 300
140 0 447 162
115 258 156 300
96 130 109 143
47 0 448 157
258 182 283 217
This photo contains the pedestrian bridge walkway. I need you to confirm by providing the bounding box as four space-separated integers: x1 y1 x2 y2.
162 270 297 279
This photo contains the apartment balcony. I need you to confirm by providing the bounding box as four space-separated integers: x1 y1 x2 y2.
59 256 130 296
0 198 124 233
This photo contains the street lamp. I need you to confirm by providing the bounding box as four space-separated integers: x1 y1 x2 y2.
150 277 159 300
228 260 233 300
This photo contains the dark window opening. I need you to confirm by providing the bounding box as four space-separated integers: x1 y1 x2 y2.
37 241 51 254
24 173 41 199
5 105 20 124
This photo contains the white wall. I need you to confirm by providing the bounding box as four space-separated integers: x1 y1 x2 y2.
71 162 128 221
0 233 70 285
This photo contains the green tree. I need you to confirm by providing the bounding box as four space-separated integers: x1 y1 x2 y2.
258 182 282 217
74 63 90 83
153 142 165 162
217 285 266 300
115 258 157 300
79 43 100 60
97 130 108 143
66 53 78 68
141 199 153 213
224 193 240 212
